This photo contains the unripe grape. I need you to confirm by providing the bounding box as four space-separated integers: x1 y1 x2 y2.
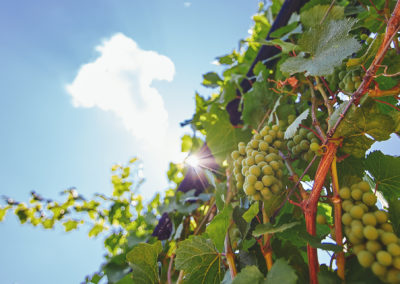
276 169 283 179
375 211 388 224
367 241 382 254
258 161 267 168
382 223 394 233
251 139 259 148
277 131 284 139
249 165 261 177
262 165 274 175
351 189 363 201
254 134 262 140
254 181 264 191
261 188 272 200
362 213 377 226
364 225 379 240
269 161 280 171
262 175 274 187
253 193 261 201
246 156 255 166
342 213 353 225
393 257 400 269
268 130 276 140
231 150 240 160
255 154 264 164
371 262 387 276
353 244 366 254
265 153 277 162
351 219 363 227
377 251 393 266
386 269 400 283
338 71 346 80
360 34 368 41
264 135 273 144
299 140 310 150
388 243 400 257
293 135 302 144
287 141 294 149
288 115 295 124
241 166 249 176
316 214 327 225
244 184 256 195
310 142 320 152
350 205 364 219
358 181 370 192
362 192 377 206
239 146 246 155
381 232 398 245
273 140 282 149
352 225 364 239
342 200 353 211
247 174 257 185
339 187 351 199
307 132 315 140
259 141 268 151
271 184 280 194
357 250 375 267
260 128 268 137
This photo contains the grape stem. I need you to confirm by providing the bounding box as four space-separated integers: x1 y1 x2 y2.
315 77 333 117
262 203 274 270
307 79 327 140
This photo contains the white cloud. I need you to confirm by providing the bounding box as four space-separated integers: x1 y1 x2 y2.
184 2 192 7
66 33 175 144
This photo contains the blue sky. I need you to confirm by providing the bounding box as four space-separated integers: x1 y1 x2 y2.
0 0 261 283
0 1 398 283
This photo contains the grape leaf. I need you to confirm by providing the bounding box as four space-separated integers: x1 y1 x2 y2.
202 104 252 163
365 151 400 200
232 266 264 284
253 221 300 237
242 202 259 223
205 205 233 252
318 265 341 284
175 236 224 284
300 4 344 28
202 72 223 88
62 220 81 232
280 18 361 76
388 199 400 237
126 241 162 284
284 109 309 139
266 258 298 284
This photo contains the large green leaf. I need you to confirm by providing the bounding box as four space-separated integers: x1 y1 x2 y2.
280 18 361 76
126 241 162 284
365 151 400 200
266 258 298 284
388 199 400 237
205 205 233 252
300 4 344 28
202 104 252 162
253 221 300 237
232 266 264 284
175 236 224 284
202 72 223 88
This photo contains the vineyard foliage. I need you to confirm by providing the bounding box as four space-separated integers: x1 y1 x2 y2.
1 0 400 283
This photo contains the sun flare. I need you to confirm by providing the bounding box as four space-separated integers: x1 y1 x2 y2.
185 155 199 168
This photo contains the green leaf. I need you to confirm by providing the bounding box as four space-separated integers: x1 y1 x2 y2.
253 38 299 54
270 22 299 38
232 206 250 240
366 151 400 200
318 265 341 284
266 258 298 284
175 236 224 284
388 199 400 237
242 202 259 223
62 220 81 232
181 135 193 152
253 221 300 237
300 5 344 28
298 230 342 252
89 223 106 237
0 206 10 221
232 266 264 284
202 104 252 163
280 18 361 76
205 205 233 252
202 72 223 88
126 241 162 284
284 109 309 139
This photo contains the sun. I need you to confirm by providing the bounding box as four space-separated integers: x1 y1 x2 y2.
185 155 200 168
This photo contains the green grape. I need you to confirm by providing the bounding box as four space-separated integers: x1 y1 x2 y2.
241 166 249 176
358 181 370 192
258 161 267 168
254 181 264 191
261 188 272 200
273 140 282 149
350 205 364 219
352 225 364 239
381 223 394 233
288 114 295 125
310 142 320 152
339 187 351 199
262 165 274 175
264 135 273 144
381 232 398 245
393 257 400 269
354 244 366 254
265 153 277 162
367 241 382 254
375 211 388 224
366 37 373 45
345 81 355 91
269 161 280 171
299 128 308 137
386 269 400 283
362 192 377 206
316 214 327 225
253 193 261 201
259 141 269 151
362 213 377 226
388 243 400 257
342 213 353 225
357 250 375 268
260 128 268 137
293 135 302 144
299 140 310 150
360 34 368 41
377 251 393 266
231 150 240 160
254 134 262 140
271 184 280 194
277 130 284 140
338 71 347 80
251 139 259 148
342 200 353 211
239 146 246 155
244 184 256 195
276 169 283 179
364 225 379 240
268 130 277 140
262 175 275 187
249 165 261 177
287 140 295 149
371 262 387 277
351 189 363 201
307 132 316 140
247 174 257 185
255 154 264 164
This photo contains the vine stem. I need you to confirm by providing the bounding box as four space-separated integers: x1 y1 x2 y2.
224 168 237 278
167 254 175 284
262 203 274 270
330 156 345 280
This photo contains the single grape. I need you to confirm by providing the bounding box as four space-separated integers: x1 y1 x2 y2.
273 140 282 149
288 114 296 125
360 34 368 41
339 187 351 199
388 243 400 257
277 131 284 140
351 189 363 201
251 139 259 149
342 213 353 225
247 174 257 185
353 244 366 254
299 128 308 137
259 141 269 151
362 192 377 206
307 132 316 140
268 130 277 140
293 135 302 144
249 165 261 177
269 161 280 171
254 181 264 191
262 165 274 175
264 135 273 144
371 262 387 276
375 211 388 224
350 205 364 219
265 153 277 162
364 225 379 240
352 225 364 239
362 213 377 226
381 232 398 245
300 140 310 150
393 256 400 269
244 184 256 195
253 193 261 201
357 250 375 268
342 200 353 211
262 175 274 187
254 134 262 140
246 156 255 166
239 146 246 155
367 241 382 254
261 188 272 200
358 181 370 192
377 251 393 266
255 154 264 164
231 150 240 160
310 142 320 152
381 223 394 233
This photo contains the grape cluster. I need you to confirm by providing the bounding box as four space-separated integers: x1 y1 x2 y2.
340 181 400 283
326 64 364 93
231 124 285 202
286 127 320 161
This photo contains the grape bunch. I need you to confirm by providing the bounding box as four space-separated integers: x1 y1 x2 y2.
340 181 400 283
286 127 320 161
326 64 364 93
231 124 285 202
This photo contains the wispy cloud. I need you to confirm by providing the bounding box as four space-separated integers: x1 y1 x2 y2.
183 2 192 7
66 33 175 144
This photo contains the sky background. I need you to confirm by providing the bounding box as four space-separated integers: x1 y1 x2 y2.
0 1 398 284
